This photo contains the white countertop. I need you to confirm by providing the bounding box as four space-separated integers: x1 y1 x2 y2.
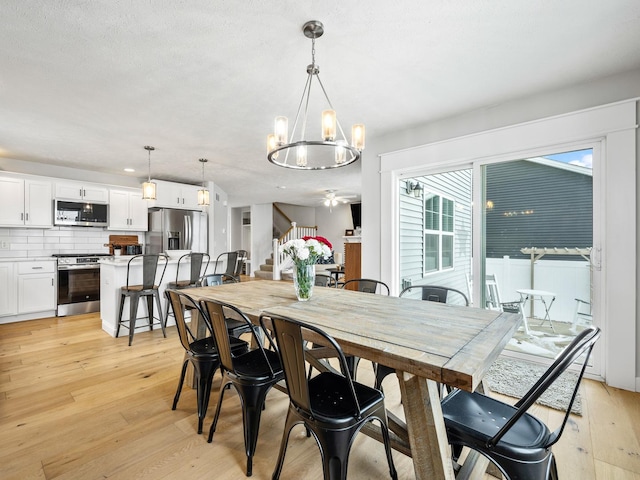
0 257 56 262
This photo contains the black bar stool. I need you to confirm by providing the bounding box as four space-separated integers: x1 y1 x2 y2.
116 254 168 346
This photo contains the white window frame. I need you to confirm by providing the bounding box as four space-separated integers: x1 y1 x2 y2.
423 192 455 274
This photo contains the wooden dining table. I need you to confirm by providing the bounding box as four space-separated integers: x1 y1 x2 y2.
180 280 522 480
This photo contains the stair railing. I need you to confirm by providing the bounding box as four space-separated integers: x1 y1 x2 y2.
272 221 317 280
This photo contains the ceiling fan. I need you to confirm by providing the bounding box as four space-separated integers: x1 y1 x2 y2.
321 190 358 212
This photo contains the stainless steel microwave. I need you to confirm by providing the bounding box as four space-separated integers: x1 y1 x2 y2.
54 200 108 227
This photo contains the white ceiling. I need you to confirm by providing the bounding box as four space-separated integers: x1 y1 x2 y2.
2 1 640 207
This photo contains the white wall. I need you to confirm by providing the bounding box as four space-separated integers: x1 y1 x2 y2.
250 203 273 274
363 68 640 391
277 204 316 227
315 203 353 263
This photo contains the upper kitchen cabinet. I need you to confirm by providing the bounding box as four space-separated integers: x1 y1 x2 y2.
108 189 148 231
55 181 108 203
0 176 53 228
151 180 202 210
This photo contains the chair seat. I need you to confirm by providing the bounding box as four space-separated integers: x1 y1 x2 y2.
190 335 248 356
232 349 283 380
442 389 552 459
121 284 160 293
167 280 197 289
309 372 384 422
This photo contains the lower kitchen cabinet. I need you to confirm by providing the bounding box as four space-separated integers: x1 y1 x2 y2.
0 261 56 320
0 262 17 316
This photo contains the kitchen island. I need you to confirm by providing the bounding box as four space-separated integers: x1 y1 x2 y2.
99 255 217 336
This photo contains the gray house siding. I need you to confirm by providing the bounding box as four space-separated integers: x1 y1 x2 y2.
485 160 592 260
399 169 472 298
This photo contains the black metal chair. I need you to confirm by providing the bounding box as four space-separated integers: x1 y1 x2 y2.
264 313 398 480
441 326 600 480
314 273 334 287
399 284 469 305
163 252 210 327
213 250 247 283
196 274 255 339
115 254 168 346
201 298 284 477
342 278 390 295
165 290 248 434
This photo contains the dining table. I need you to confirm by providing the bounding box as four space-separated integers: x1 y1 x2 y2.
180 280 522 480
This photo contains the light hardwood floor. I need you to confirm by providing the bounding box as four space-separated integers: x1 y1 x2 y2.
1 311 639 479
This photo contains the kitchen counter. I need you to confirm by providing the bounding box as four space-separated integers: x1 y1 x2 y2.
0 256 56 262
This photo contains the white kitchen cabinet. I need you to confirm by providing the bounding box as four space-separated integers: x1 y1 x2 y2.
0 176 53 227
0 262 17 317
55 181 109 203
152 180 202 210
17 260 56 314
108 189 148 231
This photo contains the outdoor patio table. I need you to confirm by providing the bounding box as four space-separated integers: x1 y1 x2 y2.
517 288 556 332
181 280 522 479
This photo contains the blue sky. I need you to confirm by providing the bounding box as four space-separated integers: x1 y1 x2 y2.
544 148 592 168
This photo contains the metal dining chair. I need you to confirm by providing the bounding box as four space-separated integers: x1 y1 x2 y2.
165 290 248 433
441 326 600 479
201 298 284 477
264 312 398 480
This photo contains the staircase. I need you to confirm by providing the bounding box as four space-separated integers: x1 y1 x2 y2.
254 254 292 280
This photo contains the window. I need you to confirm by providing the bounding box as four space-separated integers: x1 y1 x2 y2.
424 193 455 273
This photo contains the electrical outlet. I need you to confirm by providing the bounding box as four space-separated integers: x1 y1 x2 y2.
0 238 10 250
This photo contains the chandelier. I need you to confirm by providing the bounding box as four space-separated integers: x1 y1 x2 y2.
141 145 156 200
197 158 210 206
267 20 365 170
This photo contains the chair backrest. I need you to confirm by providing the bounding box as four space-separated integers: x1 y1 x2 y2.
399 284 469 306
484 273 503 310
314 274 332 287
488 325 601 449
342 278 390 295
214 251 241 277
175 252 209 285
234 250 247 277
197 273 238 286
264 313 363 418
200 298 278 378
126 254 168 290
166 289 209 352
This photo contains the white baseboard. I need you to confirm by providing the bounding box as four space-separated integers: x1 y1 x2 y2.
636 377 640 392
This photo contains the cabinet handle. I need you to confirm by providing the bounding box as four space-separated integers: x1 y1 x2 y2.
32 266 43 269
21 213 24 221
177 197 180 204
80 188 83 197
83 189 86 197
26 213 29 221
52 278 54 286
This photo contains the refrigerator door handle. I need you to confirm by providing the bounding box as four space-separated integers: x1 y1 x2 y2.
185 215 192 249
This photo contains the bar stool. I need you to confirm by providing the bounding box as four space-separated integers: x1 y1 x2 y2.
163 252 210 327
116 254 168 346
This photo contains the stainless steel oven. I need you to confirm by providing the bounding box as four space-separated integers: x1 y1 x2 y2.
53 254 111 316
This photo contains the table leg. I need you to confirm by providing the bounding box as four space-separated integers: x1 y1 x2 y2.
397 372 456 480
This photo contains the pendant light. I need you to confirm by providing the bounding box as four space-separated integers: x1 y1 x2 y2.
197 158 210 206
267 20 365 170
141 145 156 200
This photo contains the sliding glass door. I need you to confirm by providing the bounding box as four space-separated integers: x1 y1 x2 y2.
481 148 596 364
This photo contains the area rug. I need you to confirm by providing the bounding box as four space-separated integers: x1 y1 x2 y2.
485 357 582 415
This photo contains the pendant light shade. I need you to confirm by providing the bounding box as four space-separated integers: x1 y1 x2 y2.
142 145 156 200
197 158 210 206
267 20 364 170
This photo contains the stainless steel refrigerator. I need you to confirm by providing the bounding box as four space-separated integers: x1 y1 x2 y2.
145 208 208 254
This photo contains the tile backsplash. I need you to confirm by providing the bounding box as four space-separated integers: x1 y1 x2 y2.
0 227 145 258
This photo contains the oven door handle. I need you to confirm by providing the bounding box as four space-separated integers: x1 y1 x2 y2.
57 265 101 270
